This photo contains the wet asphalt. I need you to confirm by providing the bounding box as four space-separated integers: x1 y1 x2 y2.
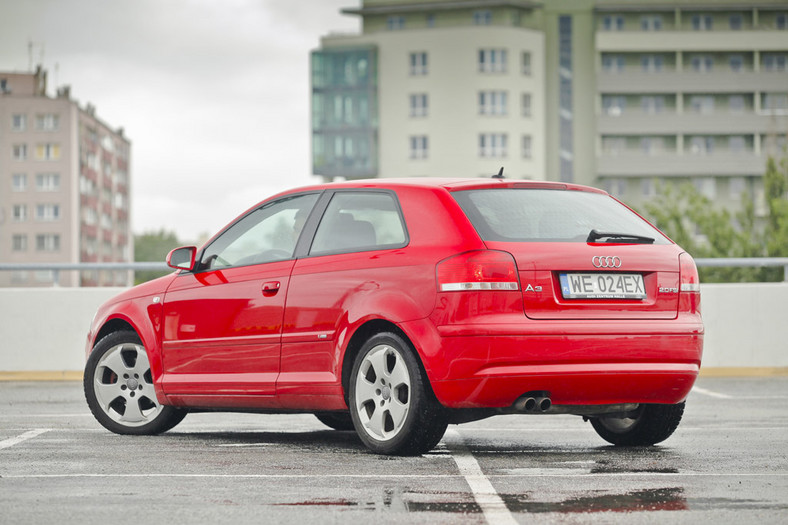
1 377 787 524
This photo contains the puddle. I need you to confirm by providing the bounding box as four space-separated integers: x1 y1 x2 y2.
503 487 688 513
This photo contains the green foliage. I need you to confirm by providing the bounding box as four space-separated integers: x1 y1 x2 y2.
640 154 788 283
134 229 181 284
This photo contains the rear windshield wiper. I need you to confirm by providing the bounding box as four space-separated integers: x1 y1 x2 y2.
587 229 655 244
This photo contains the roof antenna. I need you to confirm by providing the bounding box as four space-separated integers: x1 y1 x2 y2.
492 167 504 179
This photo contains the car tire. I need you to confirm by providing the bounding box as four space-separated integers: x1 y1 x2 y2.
590 402 685 446
84 330 186 435
314 411 355 431
349 332 448 455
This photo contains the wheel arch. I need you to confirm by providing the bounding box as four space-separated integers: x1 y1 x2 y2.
340 319 437 406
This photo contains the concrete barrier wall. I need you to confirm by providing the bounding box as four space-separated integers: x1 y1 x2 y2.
0 284 786 375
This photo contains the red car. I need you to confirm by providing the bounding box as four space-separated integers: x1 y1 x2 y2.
84 178 703 455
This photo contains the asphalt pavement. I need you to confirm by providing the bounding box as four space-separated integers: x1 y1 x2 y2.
1 377 787 524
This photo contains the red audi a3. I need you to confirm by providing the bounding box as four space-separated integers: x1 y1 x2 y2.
84 177 703 455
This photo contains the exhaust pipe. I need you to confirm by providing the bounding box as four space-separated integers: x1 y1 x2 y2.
513 393 552 413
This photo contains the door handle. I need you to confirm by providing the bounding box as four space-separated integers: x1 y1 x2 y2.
262 281 281 296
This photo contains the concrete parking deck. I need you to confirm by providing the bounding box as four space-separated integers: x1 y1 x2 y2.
2 378 787 524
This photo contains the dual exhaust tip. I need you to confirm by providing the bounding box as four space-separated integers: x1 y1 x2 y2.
514 392 552 413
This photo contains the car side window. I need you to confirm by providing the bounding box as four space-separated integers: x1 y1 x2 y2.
309 192 407 256
199 193 319 271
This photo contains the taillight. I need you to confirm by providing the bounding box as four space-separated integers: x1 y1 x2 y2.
679 252 701 313
436 250 520 292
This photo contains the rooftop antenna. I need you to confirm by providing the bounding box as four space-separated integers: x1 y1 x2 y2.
492 167 505 179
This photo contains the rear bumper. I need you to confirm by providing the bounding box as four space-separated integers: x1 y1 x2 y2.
422 325 703 409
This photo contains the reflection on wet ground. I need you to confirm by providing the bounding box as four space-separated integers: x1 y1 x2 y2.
278 486 787 515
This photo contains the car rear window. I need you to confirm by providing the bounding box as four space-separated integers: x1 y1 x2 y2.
453 188 670 244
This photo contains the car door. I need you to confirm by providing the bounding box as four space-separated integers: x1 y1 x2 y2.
159 193 320 398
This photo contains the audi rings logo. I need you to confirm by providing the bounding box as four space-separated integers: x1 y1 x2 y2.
592 256 622 268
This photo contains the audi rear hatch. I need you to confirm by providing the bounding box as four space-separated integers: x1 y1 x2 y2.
453 186 682 320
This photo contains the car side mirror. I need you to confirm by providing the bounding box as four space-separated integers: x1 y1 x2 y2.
166 246 197 271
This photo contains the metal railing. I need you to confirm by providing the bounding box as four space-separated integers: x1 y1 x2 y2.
2 258 788 282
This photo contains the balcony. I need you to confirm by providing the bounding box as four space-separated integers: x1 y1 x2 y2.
598 111 788 135
596 30 788 53
597 151 768 177
598 70 788 94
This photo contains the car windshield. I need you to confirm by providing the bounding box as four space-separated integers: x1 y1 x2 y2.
453 188 670 244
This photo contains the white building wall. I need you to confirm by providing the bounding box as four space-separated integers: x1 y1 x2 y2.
322 25 546 180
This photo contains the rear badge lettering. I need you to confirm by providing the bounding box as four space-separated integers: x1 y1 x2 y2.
659 286 679 294
524 284 543 293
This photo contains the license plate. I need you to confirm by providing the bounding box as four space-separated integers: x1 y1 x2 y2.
559 273 646 300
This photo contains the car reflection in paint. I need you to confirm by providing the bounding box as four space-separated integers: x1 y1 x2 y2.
83 177 703 455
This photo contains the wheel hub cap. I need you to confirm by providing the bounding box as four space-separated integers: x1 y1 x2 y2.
381 385 391 401
126 378 139 390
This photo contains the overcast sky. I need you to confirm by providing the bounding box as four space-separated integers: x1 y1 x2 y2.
0 0 360 242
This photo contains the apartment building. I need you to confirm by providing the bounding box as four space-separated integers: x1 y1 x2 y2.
0 67 132 287
311 0 788 213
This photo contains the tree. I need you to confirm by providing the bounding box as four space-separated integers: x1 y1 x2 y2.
134 229 181 284
640 154 788 283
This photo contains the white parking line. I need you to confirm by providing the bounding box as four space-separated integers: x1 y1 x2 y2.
692 386 733 399
443 429 518 525
0 429 50 450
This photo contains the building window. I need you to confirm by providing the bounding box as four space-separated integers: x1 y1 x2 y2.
602 95 626 116
690 95 715 114
640 15 663 31
36 173 61 191
603 137 626 155
729 95 745 113
640 136 665 155
763 93 788 114
479 91 507 116
640 95 665 114
13 144 27 160
409 94 428 117
479 133 507 158
521 52 531 75
763 53 788 71
642 178 656 197
522 135 532 159
479 49 507 73
729 136 746 154
521 93 532 117
13 235 28 252
729 14 743 30
12 114 26 131
12 173 27 191
426 14 435 27
776 13 787 30
694 177 717 199
386 16 405 30
729 54 744 72
690 54 714 72
36 234 60 252
473 10 491 25
689 136 715 155
36 204 60 221
641 54 663 72
729 177 746 199
13 204 27 222
410 52 428 76
602 54 625 73
409 136 428 159
36 114 60 131
35 143 61 160
602 15 624 31
691 14 713 31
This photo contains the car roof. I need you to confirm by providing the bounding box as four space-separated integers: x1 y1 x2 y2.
277 177 607 196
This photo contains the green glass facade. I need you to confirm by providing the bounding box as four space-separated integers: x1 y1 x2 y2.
311 46 379 179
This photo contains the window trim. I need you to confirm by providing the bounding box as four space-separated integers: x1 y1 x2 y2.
305 189 410 258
